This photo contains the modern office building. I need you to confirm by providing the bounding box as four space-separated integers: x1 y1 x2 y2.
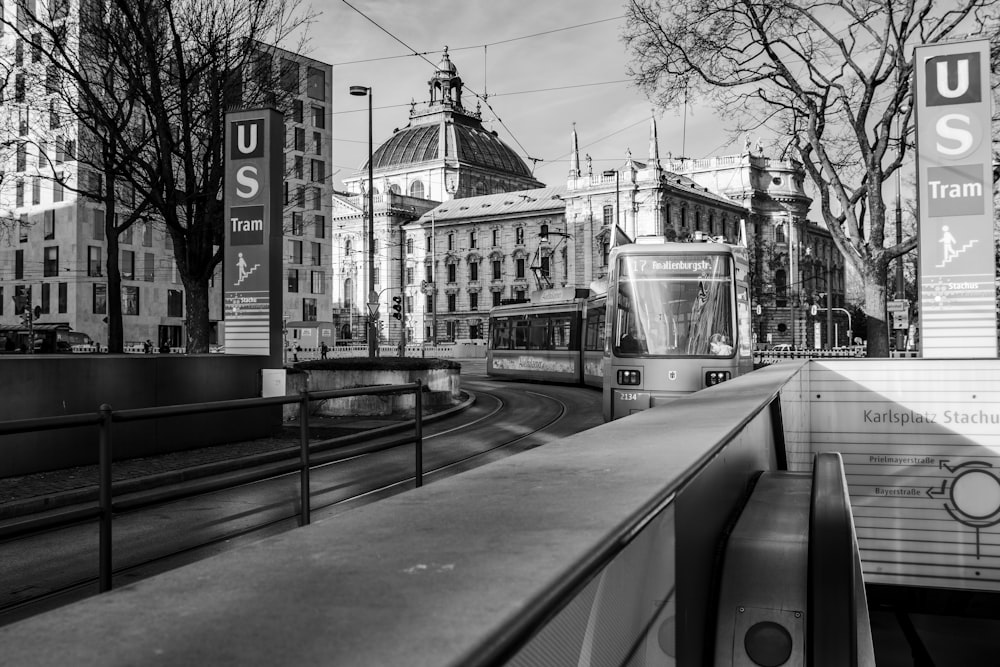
0 6 332 351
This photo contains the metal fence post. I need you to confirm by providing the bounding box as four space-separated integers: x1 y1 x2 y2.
415 379 423 488
98 403 113 592
299 389 311 526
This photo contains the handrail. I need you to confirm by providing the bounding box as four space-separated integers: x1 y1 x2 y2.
0 380 425 593
808 452 859 667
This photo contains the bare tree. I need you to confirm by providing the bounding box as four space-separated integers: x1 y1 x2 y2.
7 0 313 352
624 0 1000 356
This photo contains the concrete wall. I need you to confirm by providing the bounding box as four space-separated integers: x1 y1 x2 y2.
0 355 280 476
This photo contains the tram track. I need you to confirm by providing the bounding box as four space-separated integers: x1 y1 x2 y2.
0 381 598 627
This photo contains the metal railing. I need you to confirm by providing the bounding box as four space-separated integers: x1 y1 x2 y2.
0 380 425 593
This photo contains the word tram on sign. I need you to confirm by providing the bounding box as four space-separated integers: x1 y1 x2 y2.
914 39 997 358
223 109 284 359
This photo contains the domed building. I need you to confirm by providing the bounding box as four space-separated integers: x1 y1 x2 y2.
341 47 544 200
331 48 544 345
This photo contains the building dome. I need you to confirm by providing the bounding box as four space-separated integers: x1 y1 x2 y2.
368 118 533 178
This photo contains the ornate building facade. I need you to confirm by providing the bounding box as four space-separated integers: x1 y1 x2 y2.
333 49 847 349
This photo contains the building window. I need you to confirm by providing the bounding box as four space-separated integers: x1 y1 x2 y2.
303 298 317 321
280 58 298 93
311 105 325 128
469 231 477 248
58 282 67 313
294 155 303 180
470 261 479 281
15 179 23 206
775 224 786 244
87 282 107 315
122 285 139 315
93 209 104 240
311 242 321 266
374 266 380 285
470 292 478 311
516 258 525 279
122 223 133 245
143 220 152 246
540 255 550 278
31 177 39 205
44 246 58 277
310 159 324 183
426 294 434 313
121 249 134 279
447 263 456 282
603 205 614 226
775 269 788 307
43 210 54 239
492 229 498 246
168 289 183 317
291 240 303 264
288 268 299 292
296 185 306 208
406 238 413 254
425 263 432 282
343 278 353 309
515 227 524 245
409 181 424 198
41 283 50 314
312 186 322 210
312 132 321 155
294 127 305 152
49 99 60 129
447 294 456 312
291 99 303 123
144 253 154 281
88 246 102 276
493 291 501 307
292 212 303 235
313 214 325 238
515 289 526 302
15 250 24 279
492 260 501 280
306 66 326 101
311 270 324 293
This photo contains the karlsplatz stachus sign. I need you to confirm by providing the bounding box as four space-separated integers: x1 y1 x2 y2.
223 109 283 359
914 39 997 358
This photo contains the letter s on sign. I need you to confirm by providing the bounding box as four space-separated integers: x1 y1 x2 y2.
236 166 259 199
936 113 974 157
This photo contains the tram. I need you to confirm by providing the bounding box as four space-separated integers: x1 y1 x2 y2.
486 287 605 388
602 236 753 421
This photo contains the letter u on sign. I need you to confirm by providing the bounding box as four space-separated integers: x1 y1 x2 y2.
231 119 265 159
925 53 981 106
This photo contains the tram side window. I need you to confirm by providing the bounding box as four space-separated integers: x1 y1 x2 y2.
585 307 605 351
528 318 549 350
490 320 511 350
513 321 530 349
552 317 571 350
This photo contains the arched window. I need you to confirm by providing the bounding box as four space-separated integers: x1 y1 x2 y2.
343 278 353 309
475 181 487 196
388 183 401 194
409 181 424 198
515 227 524 245
345 239 352 254
775 224 787 244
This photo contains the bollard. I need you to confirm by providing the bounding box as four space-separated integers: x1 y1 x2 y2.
299 390 311 526
98 404 113 592
415 379 423 487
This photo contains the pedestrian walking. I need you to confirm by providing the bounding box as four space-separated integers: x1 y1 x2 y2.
143 339 153 354
320 341 329 359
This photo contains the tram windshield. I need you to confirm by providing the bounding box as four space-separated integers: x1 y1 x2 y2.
613 253 734 357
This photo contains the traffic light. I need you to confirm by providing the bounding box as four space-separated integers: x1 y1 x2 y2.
13 286 31 324
391 295 402 320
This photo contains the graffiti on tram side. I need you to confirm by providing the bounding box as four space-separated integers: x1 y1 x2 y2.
493 356 576 374
584 359 605 378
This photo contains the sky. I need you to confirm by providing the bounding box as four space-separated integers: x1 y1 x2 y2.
303 0 739 192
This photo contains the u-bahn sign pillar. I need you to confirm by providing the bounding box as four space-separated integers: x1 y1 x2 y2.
914 39 997 358
223 108 284 365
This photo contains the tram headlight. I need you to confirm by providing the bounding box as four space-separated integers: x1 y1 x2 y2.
705 370 731 386
617 369 641 385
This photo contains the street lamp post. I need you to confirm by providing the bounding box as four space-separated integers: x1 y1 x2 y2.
893 105 909 351
350 85 377 358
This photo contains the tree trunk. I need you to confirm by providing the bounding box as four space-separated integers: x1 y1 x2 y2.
183 275 211 353
862 267 890 357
